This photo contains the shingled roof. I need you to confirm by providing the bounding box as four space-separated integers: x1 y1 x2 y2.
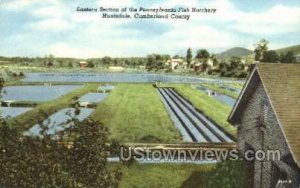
229 63 300 167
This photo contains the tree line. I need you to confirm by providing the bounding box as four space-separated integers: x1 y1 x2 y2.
254 39 297 63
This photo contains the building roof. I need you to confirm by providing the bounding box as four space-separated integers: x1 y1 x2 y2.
229 63 300 167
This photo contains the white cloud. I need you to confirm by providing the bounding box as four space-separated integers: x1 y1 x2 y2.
48 42 100 58
32 6 65 18
2 0 300 57
30 18 70 32
97 0 135 8
3 0 40 10
232 5 300 35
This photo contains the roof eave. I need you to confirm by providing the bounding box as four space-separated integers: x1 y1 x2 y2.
228 66 258 124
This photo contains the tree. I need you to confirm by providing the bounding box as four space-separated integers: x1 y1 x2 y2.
0 101 121 187
262 50 279 63
68 61 73 68
196 49 210 59
0 74 3 94
280 51 296 63
254 39 269 62
186 48 192 68
146 54 165 71
68 118 120 187
87 61 95 68
172 55 180 59
211 54 219 67
102 56 112 66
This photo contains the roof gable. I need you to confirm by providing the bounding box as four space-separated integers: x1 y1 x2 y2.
229 63 300 167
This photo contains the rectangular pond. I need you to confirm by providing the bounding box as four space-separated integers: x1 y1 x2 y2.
22 73 244 84
0 85 81 102
0 107 32 118
25 108 94 137
158 87 234 143
79 93 108 103
196 86 236 107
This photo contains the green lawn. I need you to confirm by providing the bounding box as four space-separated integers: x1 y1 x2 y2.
225 83 244 90
200 83 239 99
109 163 215 188
91 84 181 143
11 84 98 131
162 84 236 137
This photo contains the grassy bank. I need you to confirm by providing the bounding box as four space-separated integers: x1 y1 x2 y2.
109 163 214 188
225 83 244 90
162 84 236 137
11 84 98 131
200 83 239 99
91 84 181 143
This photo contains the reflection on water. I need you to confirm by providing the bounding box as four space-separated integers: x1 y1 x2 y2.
0 107 32 118
0 85 81 102
25 108 94 137
22 72 244 84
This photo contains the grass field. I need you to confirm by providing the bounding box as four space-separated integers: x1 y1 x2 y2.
11 84 98 131
109 163 215 188
225 83 244 90
162 84 236 137
91 84 182 143
200 83 239 99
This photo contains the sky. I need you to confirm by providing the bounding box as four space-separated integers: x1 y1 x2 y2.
0 0 300 58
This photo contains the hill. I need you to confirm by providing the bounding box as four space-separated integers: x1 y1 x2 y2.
216 47 253 60
275 44 300 55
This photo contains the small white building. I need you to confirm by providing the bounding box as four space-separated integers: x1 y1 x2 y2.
166 59 185 70
295 54 300 63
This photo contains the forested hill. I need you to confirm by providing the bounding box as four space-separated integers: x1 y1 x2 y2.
216 47 253 59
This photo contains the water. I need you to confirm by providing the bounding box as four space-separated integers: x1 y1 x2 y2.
0 107 32 118
0 85 81 102
196 86 236 107
22 73 244 84
79 93 108 103
26 108 94 136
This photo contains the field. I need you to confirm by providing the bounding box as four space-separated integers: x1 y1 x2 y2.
91 84 182 143
1 73 242 187
109 163 215 188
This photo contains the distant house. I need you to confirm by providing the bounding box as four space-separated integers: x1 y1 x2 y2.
228 63 300 187
166 59 187 70
46 61 59 68
78 61 87 68
206 58 214 67
295 54 300 63
47 62 54 67
192 62 203 72
191 58 215 72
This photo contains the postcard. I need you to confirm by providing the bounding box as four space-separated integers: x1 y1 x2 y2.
0 0 299 187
